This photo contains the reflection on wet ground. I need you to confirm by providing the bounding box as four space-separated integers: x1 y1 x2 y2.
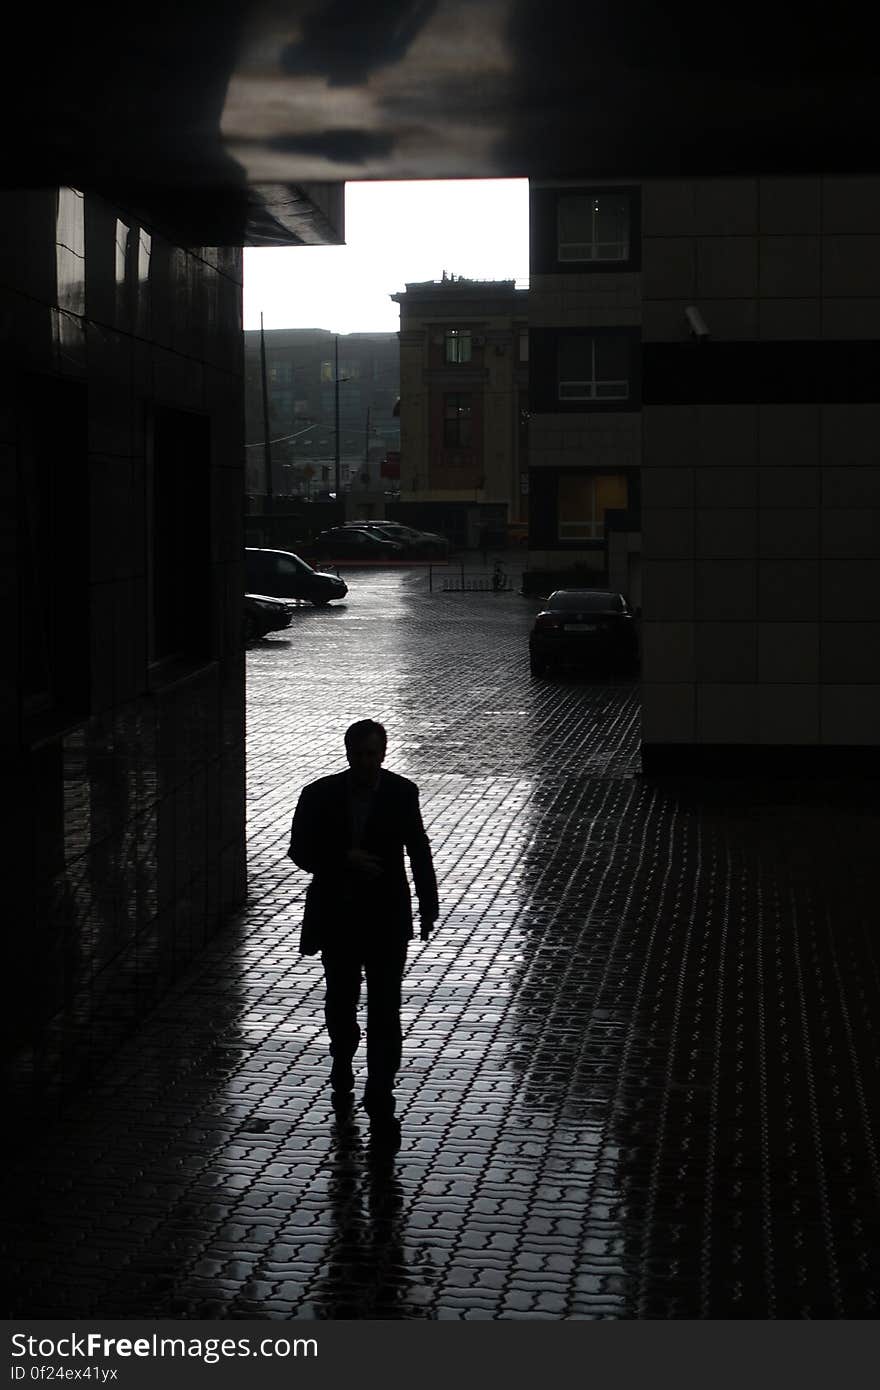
6 570 880 1317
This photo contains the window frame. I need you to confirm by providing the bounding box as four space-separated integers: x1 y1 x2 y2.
444 329 472 364
557 334 631 403
557 473 630 542
529 185 641 276
443 392 473 448
557 191 632 264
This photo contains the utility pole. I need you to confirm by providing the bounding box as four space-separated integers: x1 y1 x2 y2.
334 335 341 502
259 312 273 512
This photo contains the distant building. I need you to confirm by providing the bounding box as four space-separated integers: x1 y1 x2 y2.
243 328 399 507
391 276 528 549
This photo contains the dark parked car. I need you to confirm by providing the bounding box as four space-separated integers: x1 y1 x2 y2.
344 520 449 557
529 589 639 676
245 548 348 605
308 527 406 562
244 593 294 643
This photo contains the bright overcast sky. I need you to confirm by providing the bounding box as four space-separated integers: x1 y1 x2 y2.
243 179 529 335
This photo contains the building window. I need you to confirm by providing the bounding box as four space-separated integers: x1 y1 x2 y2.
269 363 293 385
558 335 630 402
558 474 628 540
557 193 630 262
444 393 473 447
321 358 360 382
445 329 472 364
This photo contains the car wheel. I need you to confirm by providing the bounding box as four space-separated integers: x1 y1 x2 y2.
311 596 331 606
530 657 547 677
243 614 258 644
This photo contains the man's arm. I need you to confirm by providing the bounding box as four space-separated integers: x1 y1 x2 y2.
288 785 321 871
404 786 439 932
289 784 345 875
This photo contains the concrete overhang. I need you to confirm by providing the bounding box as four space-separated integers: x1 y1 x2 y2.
3 1 875 244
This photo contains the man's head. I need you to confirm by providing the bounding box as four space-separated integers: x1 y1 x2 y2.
344 719 387 786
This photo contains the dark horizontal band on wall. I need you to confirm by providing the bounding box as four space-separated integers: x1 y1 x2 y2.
641 741 880 779
643 341 880 405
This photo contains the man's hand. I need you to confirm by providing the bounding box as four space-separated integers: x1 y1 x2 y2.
419 907 439 941
345 848 383 879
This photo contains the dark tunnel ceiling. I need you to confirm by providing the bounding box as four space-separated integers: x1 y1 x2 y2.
4 1 875 240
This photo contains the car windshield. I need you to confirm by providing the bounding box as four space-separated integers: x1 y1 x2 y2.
548 591 625 612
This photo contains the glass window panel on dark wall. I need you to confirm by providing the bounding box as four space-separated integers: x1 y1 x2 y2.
445 330 472 363
151 407 210 663
18 375 89 717
444 392 473 447
558 472 628 539
557 193 630 261
558 334 629 400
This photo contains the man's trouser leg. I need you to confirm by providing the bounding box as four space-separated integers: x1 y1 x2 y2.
363 941 408 1118
322 948 362 1091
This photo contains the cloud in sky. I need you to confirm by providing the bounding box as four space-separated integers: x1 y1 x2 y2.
243 178 529 334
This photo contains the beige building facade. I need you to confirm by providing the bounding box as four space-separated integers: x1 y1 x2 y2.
391 277 528 547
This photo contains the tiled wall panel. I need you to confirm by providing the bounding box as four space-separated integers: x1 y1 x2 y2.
641 176 880 754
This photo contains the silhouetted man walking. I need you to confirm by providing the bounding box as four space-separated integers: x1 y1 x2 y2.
288 720 438 1145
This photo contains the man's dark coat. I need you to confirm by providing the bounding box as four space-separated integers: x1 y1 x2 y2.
288 768 438 956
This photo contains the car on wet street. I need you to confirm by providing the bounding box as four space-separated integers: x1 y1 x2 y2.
245 547 348 605
243 593 295 643
343 520 449 557
306 526 407 563
529 588 639 676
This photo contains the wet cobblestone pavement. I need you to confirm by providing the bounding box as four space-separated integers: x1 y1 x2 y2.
7 568 880 1318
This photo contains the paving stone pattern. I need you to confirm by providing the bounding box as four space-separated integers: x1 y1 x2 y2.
7 569 880 1318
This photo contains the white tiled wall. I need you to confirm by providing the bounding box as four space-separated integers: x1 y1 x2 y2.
530 413 641 471
641 175 880 745
530 272 641 327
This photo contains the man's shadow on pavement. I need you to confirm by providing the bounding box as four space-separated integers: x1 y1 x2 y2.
308 1117 411 1317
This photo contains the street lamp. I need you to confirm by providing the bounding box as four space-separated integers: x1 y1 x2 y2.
333 335 353 502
